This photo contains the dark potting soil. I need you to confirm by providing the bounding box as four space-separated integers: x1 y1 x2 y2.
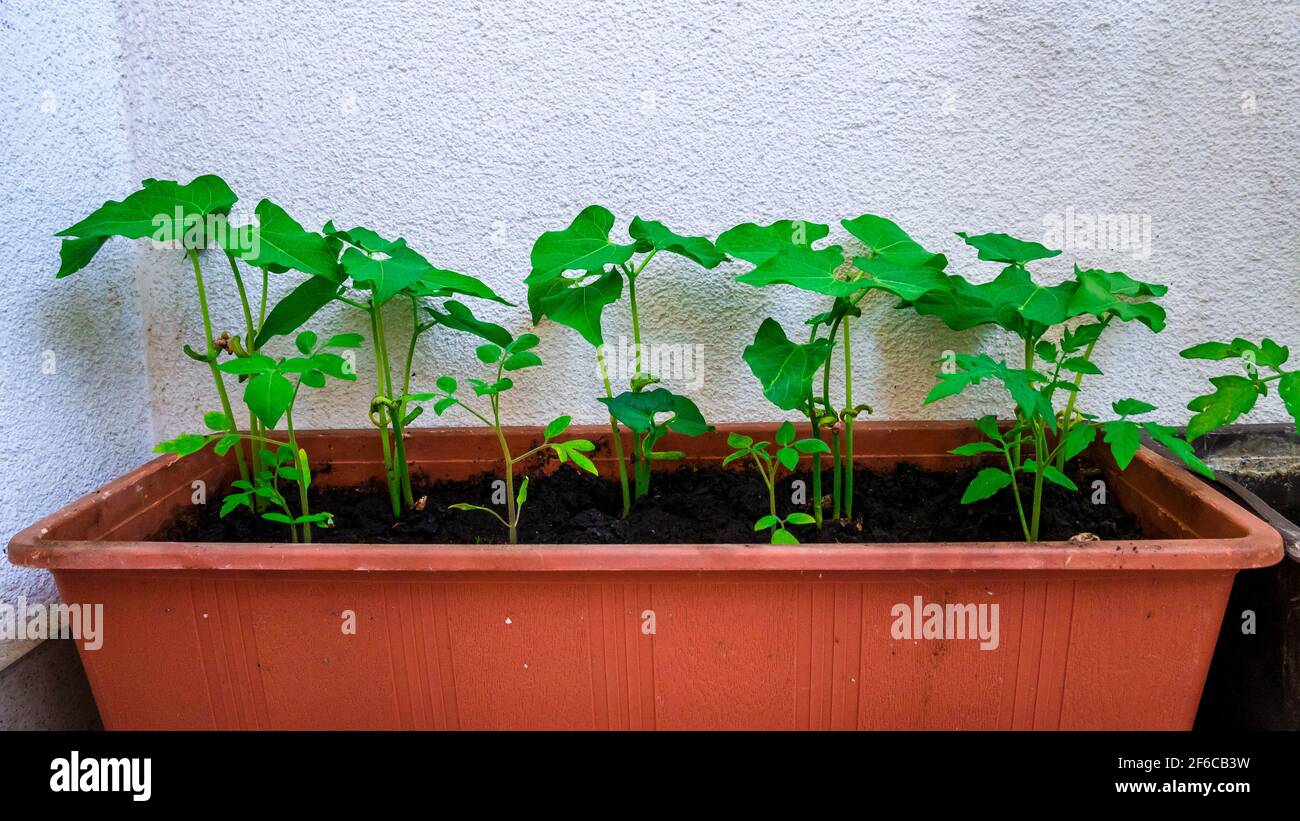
158 460 1143 545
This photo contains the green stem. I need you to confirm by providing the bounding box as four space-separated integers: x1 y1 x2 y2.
842 319 854 520
188 249 249 485
376 307 413 508
1055 318 1110 470
368 303 400 517
1004 443 1032 542
227 252 265 507
808 409 823 528
831 428 842 520
286 406 311 544
1029 422 1047 541
597 348 631 516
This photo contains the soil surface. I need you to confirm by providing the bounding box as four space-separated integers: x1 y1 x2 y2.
158 460 1142 544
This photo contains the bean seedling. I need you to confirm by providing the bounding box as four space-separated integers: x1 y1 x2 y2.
598 388 714 498
526 205 724 513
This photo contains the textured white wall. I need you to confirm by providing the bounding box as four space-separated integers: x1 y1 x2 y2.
5 1 1299 575
0 0 153 601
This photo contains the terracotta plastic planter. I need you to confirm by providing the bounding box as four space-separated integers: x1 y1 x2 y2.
8 422 1281 730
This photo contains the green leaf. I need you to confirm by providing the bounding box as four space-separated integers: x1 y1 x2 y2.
475 344 502 364
925 354 1054 428
950 442 1001 456
310 353 355 381
255 275 342 348
219 354 277 375
426 300 513 347
526 205 637 285
233 200 341 279
469 377 513 396
735 243 857 297
628 217 726 268
56 236 109 279
556 441 599 475
777 446 799 471
1035 341 1058 363
213 434 240 456
262 512 294 525
1061 322 1105 353
154 433 211 457
545 415 572 439
961 467 1013 503
754 514 780 531
1060 357 1102 375
786 512 816 525
722 450 749 467
1143 423 1214 479
1024 459 1078 491
435 375 457 393
320 333 364 349
1279 372 1300 436
204 411 231 431
1061 422 1097 462
1186 375 1261 440
341 243 433 306
58 175 237 245
742 318 831 412
852 255 951 301
975 415 1003 441
775 420 795 445
1112 398 1156 416
771 528 800 545
295 330 318 355
1068 268 1165 332
409 266 512 305
956 231 1061 265
716 220 830 265
1180 339 1255 361
841 213 943 266
502 351 542 372
794 438 830 454
598 388 713 437
1101 419 1142 469
727 432 754 449
219 493 251 517
1256 339 1290 369
243 371 295 428
536 269 625 348
507 333 541 353
299 369 326 389
516 476 529 508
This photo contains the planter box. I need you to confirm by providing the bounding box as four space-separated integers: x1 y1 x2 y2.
1180 424 1300 730
8 422 1281 730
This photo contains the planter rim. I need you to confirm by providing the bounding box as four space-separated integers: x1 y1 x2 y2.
8 421 1283 573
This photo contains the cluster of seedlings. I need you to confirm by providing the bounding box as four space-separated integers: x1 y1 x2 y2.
56 175 1296 544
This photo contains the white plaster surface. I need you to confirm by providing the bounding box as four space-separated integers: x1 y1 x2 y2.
2 0 1298 595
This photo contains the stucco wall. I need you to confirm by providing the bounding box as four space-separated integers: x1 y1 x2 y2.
2 0 1297 595
0 0 152 603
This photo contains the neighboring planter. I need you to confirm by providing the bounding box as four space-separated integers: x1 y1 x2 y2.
1177 424 1300 730
8 422 1281 730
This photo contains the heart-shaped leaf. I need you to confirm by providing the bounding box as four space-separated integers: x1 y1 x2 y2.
628 217 726 268
538 268 623 347
743 318 831 412
526 205 637 285
715 220 829 265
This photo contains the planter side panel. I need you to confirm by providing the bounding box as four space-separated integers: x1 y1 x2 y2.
59 569 1228 731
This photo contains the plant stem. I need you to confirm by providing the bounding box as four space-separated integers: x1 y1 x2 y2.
842 319 854 520
376 307 414 507
596 347 631 516
831 429 842 520
808 409 823 527
1056 317 1111 470
1003 444 1031 542
286 406 311 544
1029 422 1047 541
188 249 249 485
227 251 265 507
368 303 400 517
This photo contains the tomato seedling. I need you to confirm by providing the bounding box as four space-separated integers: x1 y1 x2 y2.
859 229 1210 540
422 331 598 544
723 422 829 543
1180 338 1300 438
156 330 362 542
